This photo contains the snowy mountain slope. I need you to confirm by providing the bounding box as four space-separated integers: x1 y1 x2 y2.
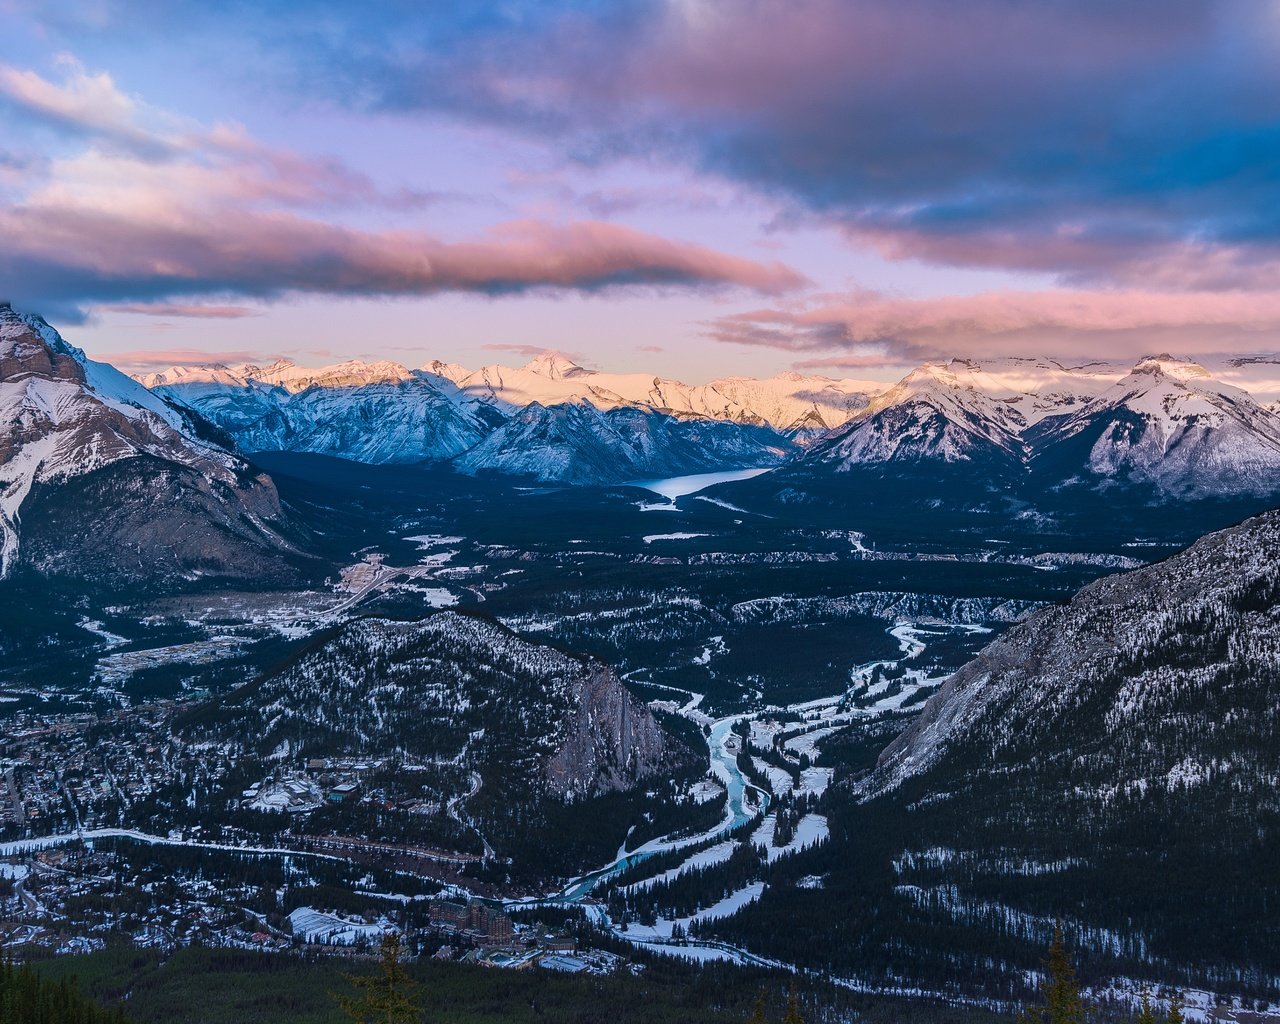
799 358 1119 470
149 370 502 464
800 361 1034 469
451 399 787 484
871 504 1280 793
854 506 1280 975
1028 355 1280 496
0 304 293 584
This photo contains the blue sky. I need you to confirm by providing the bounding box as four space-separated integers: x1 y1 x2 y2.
3 0 1280 381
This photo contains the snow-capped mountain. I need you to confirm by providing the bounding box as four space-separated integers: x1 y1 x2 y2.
791 355 1280 498
450 396 788 483
445 353 882 433
146 366 502 464
0 304 292 584
800 361 1035 469
452 399 788 484
1029 355 1280 497
800 358 1116 469
142 352 810 481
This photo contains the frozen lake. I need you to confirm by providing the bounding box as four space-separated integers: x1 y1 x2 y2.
627 468 769 504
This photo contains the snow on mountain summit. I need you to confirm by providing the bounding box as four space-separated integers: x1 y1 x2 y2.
792 353 1280 497
1032 352 1280 496
520 350 590 380
0 305 290 582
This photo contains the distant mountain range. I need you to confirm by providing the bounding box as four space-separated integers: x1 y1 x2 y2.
7 306 1280 590
785 355 1280 502
140 348 1280 498
0 304 297 585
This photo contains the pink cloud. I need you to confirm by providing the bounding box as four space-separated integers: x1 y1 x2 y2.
100 302 260 318
481 343 586 361
710 288 1280 366
96 347 284 371
3 200 805 305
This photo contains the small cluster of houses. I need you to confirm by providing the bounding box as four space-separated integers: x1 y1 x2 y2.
0 704 186 834
421 898 626 975
243 758 377 814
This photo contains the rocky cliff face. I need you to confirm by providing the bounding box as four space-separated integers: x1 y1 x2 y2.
547 662 670 799
0 304 296 586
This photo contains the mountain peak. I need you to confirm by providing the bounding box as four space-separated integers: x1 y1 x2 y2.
1132 354 1210 381
521 351 587 379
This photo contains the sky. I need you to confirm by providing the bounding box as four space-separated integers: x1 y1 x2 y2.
3 0 1280 384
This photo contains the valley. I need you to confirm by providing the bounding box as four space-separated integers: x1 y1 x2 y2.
3 307 1280 1021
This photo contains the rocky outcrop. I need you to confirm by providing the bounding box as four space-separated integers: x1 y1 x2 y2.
547 663 671 798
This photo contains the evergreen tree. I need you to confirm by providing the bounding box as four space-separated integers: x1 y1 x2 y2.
1166 992 1185 1024
1135 989 1157 1024
782 983 804 1024
1019 922 1087 1024
335 931 422 1024
747 989 767 1024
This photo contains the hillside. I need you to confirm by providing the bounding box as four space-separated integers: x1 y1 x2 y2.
180 612 692 870
859 507 1280 983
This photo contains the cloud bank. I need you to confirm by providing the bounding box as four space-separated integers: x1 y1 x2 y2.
0 56 803 318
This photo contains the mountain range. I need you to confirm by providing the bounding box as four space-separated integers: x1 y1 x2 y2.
141 348 1280 499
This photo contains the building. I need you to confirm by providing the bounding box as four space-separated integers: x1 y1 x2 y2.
428 901 469 930
540 954 589 973
328 782 359 803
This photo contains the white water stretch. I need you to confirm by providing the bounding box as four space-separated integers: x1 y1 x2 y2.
627 468 769 505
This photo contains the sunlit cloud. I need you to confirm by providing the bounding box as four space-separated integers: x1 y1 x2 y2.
0 57 804 319
710 288 1280 367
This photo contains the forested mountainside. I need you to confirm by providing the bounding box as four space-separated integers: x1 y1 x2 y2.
179 612 692 870
864 507 1280 985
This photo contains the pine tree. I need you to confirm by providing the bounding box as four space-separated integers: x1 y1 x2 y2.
747 989 767 1024
1136 989 1157 1024
1020 922 1087 1024
783 983 804 1024
1165 992 1185 1024
335 931 422 1024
